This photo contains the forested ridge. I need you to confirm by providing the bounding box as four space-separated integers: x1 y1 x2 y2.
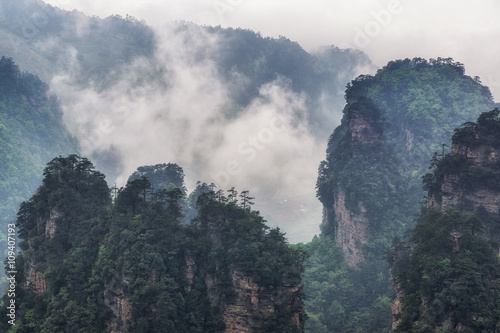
1 155 305 332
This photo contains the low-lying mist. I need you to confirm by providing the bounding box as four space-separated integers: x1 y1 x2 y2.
49 22 369 242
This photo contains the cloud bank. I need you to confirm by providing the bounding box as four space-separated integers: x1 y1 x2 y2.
45 0 500 100
51 23 324 242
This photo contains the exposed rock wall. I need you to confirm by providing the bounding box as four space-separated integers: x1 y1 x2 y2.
327 190 369 267
44 210 60 239
389 242 413 330
221 270 302 333
320 99 384 267
427 122 500 241
105 294 132 333
25 265 47 294
104 273 132 333
24 209 62 294
348 108 382 143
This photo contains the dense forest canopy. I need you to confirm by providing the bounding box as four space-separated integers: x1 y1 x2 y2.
1 155 306 332
392 209 500 332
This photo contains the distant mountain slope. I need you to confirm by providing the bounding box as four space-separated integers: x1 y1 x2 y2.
0 56 78 286
0 56 79 221
0 0 156 86
0 0 373 139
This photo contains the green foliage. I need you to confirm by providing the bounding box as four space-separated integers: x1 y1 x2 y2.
128 163 186 193
393 209 500 332
0 0 156 87
0 155 110 332
1 156 305 332
343 57 493 181
302 236 393 333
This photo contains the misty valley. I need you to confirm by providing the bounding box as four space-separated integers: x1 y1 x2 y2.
1 0 500 332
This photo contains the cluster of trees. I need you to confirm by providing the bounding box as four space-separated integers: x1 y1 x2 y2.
301 236 393 333
1 155 305 332
392 209 500 332
423 109 500 237
344 57 493 176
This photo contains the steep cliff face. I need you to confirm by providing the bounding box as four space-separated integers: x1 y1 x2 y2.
388 242 413 330
22 209 61 294
320 100 381 266
222 270 302 332
348 106 382 144
201 212 304 333
390 110 500 332
426 110 500 242
104 274 132 333
317 97 404 266
328 190 369 266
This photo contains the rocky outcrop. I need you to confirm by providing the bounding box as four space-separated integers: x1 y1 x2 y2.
202 219 303 332
223 270 273 332
389 242 413 330
427 117 500 242
23 209 62 294
320 98 386 267
44 209 60 239
105 274 132 333
391 110 500 331
25 264 47 294
222 270 302 333
326 190 369 267
348 108 382 144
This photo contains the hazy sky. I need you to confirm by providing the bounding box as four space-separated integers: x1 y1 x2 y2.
44 0 500 100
